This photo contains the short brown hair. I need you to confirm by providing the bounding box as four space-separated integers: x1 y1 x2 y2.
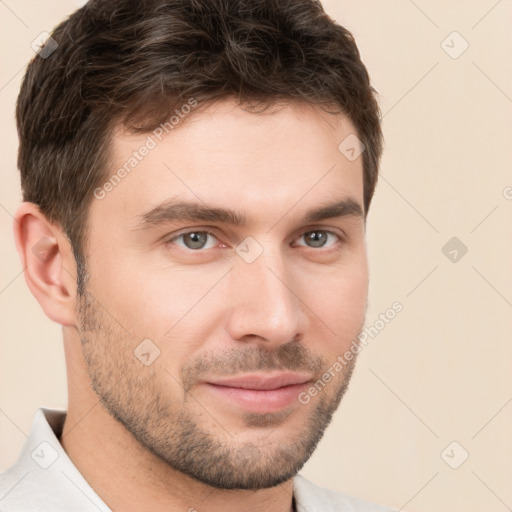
17 0 383 280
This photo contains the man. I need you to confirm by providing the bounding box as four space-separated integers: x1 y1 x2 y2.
1 0 395 510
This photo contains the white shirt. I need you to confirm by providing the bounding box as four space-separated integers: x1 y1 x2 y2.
0 408 396 511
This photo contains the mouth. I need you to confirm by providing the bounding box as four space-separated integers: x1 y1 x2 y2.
202 372 313 414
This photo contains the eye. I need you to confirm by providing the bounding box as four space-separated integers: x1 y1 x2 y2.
295 229 341 249
168 230 219 250
165 228 343 252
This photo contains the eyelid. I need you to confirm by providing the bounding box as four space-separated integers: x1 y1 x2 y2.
293 225 346 241
166 228 221 248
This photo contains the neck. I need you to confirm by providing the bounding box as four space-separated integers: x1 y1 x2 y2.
60 406 295 512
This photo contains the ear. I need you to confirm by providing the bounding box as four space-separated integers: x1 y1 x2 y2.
13 202 78 326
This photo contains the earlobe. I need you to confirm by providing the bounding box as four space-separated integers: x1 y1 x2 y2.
13 202 78 327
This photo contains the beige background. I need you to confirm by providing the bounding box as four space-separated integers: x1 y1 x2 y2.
1 1 511 511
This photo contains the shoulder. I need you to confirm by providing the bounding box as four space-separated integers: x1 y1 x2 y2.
293 473 398 512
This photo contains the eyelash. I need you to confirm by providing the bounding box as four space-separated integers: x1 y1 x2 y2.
165 228 344 252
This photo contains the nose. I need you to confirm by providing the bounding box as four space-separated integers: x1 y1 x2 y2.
225 243 309 348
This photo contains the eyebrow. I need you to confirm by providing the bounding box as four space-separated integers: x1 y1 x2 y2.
134 196 364 231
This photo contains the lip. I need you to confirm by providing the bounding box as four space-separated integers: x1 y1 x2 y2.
202 372 313 414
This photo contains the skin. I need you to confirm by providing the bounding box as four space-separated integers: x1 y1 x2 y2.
14 99 368 512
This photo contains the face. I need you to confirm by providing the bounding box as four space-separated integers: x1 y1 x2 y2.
77 99 368 490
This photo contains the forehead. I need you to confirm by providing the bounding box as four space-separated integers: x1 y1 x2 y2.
94 99 364 229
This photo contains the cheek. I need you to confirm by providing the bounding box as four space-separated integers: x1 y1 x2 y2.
303 260 368 353
88 250 229 345
84 252 167 339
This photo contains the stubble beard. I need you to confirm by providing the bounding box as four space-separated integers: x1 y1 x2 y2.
76 282 360 490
